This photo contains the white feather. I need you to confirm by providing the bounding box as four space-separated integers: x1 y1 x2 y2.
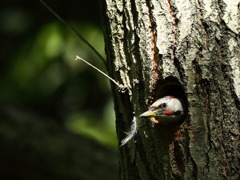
120 117 137 146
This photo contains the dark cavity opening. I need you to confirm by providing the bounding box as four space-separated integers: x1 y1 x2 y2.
153 76 188 123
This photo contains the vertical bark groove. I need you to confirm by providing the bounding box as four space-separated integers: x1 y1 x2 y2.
146 0 162 106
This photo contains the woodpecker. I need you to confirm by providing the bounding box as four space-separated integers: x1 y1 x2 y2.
140 96 185 124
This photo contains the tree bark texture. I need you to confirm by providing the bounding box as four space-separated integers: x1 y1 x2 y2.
101 0 239 179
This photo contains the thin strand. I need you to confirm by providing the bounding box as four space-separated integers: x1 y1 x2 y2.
120 117 137 146
75 56 120 87
39 0 106 66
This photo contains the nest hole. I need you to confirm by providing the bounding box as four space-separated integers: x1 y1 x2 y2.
152 76 188 122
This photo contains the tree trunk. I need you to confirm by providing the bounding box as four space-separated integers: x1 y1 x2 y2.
101 0 239 179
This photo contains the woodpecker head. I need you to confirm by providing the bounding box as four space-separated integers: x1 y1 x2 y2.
140 96 185 124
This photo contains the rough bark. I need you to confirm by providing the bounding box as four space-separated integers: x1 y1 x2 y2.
101 0 239 179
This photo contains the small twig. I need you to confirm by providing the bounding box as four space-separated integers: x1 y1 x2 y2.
75 56 120 87
39 0 106 66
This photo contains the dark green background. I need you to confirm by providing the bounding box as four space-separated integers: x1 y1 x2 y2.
0 0 118 179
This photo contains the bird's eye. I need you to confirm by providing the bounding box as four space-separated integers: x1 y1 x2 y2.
160 103 167 108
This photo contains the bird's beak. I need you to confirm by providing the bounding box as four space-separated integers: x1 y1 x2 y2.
139 109 158 117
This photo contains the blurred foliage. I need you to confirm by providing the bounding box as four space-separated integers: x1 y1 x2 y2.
0 0 118 179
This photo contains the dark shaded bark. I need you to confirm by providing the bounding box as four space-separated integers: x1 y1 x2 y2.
101 0 239 179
